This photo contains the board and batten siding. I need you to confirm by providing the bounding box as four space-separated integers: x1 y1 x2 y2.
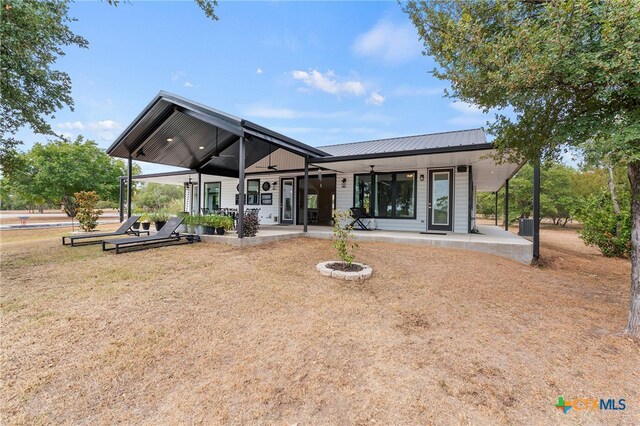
453 168 469 233
183 165 471 232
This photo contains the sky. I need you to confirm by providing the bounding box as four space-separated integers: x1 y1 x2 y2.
17 0 499 174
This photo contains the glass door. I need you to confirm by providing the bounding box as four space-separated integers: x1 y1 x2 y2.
204 182 221 213
191 184 199 216
280 178 294 224
428 169 453 231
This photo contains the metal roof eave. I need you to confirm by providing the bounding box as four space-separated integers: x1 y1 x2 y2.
308 142 495 164
242 120 329 158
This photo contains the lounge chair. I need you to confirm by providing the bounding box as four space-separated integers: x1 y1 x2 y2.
102 217 200 254
350 207 372 230
62 215 147 247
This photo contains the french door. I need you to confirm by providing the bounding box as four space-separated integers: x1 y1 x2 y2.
280 178 294 224
428 169 453 232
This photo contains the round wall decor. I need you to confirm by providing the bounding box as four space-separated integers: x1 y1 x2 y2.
262 181 271 191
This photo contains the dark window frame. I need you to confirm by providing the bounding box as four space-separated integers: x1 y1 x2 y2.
352 171 417 219
246 179 260 205
204 182 222 211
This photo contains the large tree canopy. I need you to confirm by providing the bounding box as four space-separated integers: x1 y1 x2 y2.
7 136 134 215
404 0 640 337
0 0 218 175
0 0 88 174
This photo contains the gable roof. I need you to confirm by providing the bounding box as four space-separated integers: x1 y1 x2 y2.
318 128 488 157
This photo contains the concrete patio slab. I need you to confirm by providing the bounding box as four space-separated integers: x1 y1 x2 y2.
198 224 533 263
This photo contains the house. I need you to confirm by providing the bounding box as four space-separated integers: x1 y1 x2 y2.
108 92 531 261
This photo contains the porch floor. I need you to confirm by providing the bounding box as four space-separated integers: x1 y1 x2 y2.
199 225 533 264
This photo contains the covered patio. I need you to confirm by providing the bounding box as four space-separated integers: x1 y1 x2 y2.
108 91 328 237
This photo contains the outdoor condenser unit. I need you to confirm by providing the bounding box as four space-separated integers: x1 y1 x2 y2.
518 218 534 237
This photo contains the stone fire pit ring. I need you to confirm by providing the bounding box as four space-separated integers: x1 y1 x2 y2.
316 261 373 280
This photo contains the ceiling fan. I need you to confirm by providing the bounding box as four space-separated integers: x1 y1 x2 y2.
255 145 278 171
210 128 234 158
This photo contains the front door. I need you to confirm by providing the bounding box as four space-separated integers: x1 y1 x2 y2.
428 169 453 232
280 178 294 224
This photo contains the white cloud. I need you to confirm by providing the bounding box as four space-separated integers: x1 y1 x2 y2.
353 20 422 64
171 70 185 81
256 68 263 74
291 69 365 97
58 121 84 130
88 120 121 131
366 92 385 106
56 120 124 141
184 81 194 88
447 101 489 126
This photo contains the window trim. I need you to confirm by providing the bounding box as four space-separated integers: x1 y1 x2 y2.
246 178 260 205
203 181 222 211
352 170 417 220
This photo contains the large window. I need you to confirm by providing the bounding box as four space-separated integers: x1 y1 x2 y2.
247 179 260 205
204 182 221 212
354 171 416 219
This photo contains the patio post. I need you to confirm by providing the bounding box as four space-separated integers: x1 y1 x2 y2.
237 136 245 239
127 155 132 219
303 157 309 233
533 158 541 262
119 177 125 223
198 170 202 215
494 190 498 226
504 179 509 231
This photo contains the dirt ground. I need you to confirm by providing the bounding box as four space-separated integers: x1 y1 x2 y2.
1 225 638 425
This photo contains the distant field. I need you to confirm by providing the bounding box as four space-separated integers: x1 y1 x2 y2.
0 209 120 225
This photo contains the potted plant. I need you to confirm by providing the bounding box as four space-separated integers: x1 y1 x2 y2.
201 215 215 235
140 213 151 231
216 215 233 235
131 209 143 230
148 211 170 231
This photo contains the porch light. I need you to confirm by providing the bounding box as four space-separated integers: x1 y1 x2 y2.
167 138 173 142
199 146 204 150
341 178 347 188
419 174 425 181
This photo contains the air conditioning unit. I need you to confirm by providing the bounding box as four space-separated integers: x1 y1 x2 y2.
518 218 534 236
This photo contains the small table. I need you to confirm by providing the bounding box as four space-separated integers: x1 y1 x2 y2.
17 216 29 226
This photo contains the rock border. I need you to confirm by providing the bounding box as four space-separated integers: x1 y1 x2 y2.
316 261 373 281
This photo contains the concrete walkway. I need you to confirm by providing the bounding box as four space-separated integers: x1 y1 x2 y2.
200 225 533 264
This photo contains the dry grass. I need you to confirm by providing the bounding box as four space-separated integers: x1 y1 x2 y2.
1 225 638 425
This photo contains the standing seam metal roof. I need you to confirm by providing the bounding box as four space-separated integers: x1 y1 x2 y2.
317 128 487 157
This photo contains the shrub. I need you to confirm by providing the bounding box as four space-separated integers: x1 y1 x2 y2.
75 191 103 232
220 215 234 231
575 192 632 257
147 211 170 223
242 211 260 237
332 209 358 266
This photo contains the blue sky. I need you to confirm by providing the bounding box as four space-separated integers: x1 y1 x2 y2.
18 1 496 173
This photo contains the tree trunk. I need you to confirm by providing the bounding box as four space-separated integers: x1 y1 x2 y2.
607 162 622 235
625 160 640 339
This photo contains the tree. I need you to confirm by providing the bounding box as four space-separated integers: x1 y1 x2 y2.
0 0 218 175
405 0 640 338
0 0 88 174
6 136 135 215
133 183 184 212
75 191 103 232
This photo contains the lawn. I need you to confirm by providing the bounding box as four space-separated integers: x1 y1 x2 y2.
1 225 638 424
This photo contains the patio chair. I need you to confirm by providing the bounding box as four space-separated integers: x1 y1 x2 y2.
349 207 372 231
102 217 200 254
62 215 147 247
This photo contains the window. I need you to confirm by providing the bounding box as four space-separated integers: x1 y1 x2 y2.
354 175 372 214
354 171 416 219
204 182 221 212
247 179 260 205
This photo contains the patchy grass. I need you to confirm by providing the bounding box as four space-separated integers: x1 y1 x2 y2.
1 226 638 424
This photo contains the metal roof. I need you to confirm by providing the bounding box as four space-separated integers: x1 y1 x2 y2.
318 128 488 157
107 91 328 178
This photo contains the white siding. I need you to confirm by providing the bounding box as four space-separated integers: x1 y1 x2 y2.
454 168 469 233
